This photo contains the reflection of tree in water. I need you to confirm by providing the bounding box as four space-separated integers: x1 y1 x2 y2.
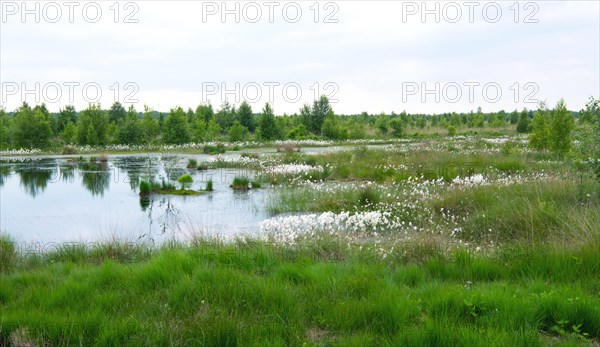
79 162 111 197
0 163 12 187
59 164 75 183
140 196 150 211
113 155 160 191
156 197 183 235
136 196 183 242
18 168 55 197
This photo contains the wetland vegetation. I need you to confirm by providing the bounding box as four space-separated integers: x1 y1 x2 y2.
0 97 599 345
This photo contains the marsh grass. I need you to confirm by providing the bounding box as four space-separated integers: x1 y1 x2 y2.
3 139 599 345
186 158 197 168
292 149 541 182
139 179 202 196
433 179 600 243
0 238 599 346
231 176 250 191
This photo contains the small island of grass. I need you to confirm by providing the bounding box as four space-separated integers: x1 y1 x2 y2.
230 176 262 191
139 176 204 197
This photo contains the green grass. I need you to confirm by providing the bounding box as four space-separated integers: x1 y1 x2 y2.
0 239 599 346
139 179 204 196
186 158 198 168
268 185 389 214
3 136 599 345
282 147 551 183
231 176 250 191
433 179 600 243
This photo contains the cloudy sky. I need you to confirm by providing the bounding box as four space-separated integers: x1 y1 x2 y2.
1 1 598 115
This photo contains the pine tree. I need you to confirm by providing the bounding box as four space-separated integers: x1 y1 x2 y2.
118 106 143 145
237 101 255 132
258 103 277 140
516 109 531 133
140 106 160 144
77 104 109 145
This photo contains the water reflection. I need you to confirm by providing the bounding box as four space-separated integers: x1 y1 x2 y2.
0 155 270 243
60 164 76 183
77 160 110 197
0 165 11 187
18 168 55 197
113 155 160 190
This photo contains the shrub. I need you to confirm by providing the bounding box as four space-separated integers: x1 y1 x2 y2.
203 144 225 154
62 145 77 155
231 176 250 191
178 174 193 190
228 121 249 142
205 179 214 191
251 180 262 188
500 141 518 156
448 126 457 137
187 158 198 168
139 180 152 196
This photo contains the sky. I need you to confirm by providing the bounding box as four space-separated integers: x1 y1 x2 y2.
0 0 599 115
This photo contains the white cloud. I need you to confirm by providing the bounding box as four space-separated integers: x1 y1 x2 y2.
1 0 598 114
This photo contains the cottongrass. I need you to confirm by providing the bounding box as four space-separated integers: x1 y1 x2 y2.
0 148 42 156
266 164 324 175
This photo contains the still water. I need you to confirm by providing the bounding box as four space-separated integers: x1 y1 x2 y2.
0 154 270 244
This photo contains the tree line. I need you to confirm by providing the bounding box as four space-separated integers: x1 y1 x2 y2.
0 95 597 150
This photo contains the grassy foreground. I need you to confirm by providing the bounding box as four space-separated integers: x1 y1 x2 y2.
1 237 599 346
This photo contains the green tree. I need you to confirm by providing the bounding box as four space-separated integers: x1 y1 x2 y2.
448 125 457 136
108 102 127 124
348 122 366 139
375 114 388 135
14 102 52 148
510 110 519 124
191 116 207 142
60 121 77 144
237 101 255 132
77 104 109 146
206 118 221 141
529 102 551 150
57 105 78 133
228 121 249 142
178 174 193 190
549 99 575 157
163 107 191 144
140 106 160 144
258 103 277 140
309 95 332 134
288 124 309 139
416 116 427 129
516 109 531 133
321 113 339 140
215 101 236 131
0 107 10 148
449 113 461 126
118 105 143 145
195 103 214 124
388 118 405 138
579 96 598 124
300 104 312 132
